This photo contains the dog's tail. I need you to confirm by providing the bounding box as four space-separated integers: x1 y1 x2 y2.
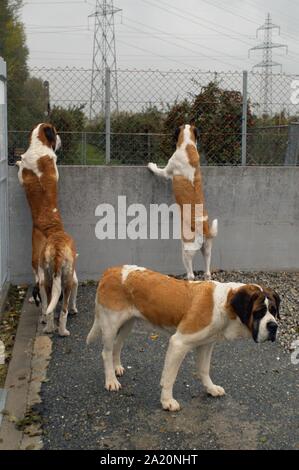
86 300 102 345
44 235 76 316
208 218 218 238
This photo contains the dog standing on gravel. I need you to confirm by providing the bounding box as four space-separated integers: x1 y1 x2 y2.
147 124 217 280
16 123 78 336
87 264 280 411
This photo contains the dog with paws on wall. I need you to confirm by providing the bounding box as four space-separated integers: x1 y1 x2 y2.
148 124 217 280
16 123 78 336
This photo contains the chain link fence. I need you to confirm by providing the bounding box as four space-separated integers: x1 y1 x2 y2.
7 67 299 166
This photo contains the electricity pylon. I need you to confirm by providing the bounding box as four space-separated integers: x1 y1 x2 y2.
249 13 287 115
89 0 121 119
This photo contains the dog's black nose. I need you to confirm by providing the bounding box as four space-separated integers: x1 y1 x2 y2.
267 321 278 341
267 322 278 333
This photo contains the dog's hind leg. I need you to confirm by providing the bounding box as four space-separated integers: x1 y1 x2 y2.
182 243 197 281
113 318 135 376
58 280 72 337
43 274 55 334
37 267 48 323
196 342 225 397
201 238 213 280
69 270 78 315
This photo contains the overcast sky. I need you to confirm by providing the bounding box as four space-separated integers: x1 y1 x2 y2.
21 0 299 74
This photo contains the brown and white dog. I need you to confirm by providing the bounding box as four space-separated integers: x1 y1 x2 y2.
16 123 78 336
87 265 280 411
148 124 217 280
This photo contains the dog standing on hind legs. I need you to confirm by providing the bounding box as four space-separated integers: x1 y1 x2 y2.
40 232 78 336
16 122 78 336
148 124 218 280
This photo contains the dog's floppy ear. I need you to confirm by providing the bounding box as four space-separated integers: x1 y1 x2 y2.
193 126 200 142
230 287 259 325
273 290 281 320
44 125 57 149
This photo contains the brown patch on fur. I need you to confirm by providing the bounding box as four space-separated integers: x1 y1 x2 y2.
124 270 191 327
172 169 209 240
32 228 47 274
98 267 215 334
37 123 57 149
186 144 199 167
21 160 63 237
225 289 237 320
98 267 132 311
41 231 76 275
178 281 215 334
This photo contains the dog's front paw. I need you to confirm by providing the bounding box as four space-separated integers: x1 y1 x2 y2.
147 162 157 173
69 307 78 315
115 365 125 376
204 273 212 280
207 385 225 397
58 328 70 337
161 398 181 412
43 324 55 334
105 378 122 391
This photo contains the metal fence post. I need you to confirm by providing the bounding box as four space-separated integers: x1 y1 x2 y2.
105 67 111 164
241 70 248 166
0 57 9 291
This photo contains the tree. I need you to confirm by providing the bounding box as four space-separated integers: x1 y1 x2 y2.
0 0 29 130
49 105 86 164
162 99 191 160
190 81 253 165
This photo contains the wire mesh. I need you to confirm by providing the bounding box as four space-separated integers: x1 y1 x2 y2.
7 67 299 165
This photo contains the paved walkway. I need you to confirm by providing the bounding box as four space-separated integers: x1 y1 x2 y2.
39 284 299 450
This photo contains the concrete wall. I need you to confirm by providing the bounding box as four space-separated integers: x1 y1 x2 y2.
8 166 299 284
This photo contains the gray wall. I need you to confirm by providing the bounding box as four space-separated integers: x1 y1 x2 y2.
8 166 299 284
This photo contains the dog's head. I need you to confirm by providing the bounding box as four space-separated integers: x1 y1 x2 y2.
30 123 61 152
229 284 280 343
174 124 199 147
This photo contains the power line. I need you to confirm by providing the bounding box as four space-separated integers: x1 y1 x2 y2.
120 17 237 69
141 0 254 48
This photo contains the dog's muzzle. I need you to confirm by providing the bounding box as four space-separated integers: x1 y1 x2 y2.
55 134 61 151
267 321 278 342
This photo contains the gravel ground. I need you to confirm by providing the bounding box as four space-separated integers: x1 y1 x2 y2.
196 271 299 353
39 272 299 450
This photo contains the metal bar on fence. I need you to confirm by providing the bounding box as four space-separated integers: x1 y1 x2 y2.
0 57 9 290
241 70 248 166
105 67 111 164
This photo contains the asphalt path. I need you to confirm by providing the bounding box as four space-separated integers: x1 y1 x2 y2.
39 283 299 450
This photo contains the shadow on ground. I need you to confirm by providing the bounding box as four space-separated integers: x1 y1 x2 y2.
39 284 299 450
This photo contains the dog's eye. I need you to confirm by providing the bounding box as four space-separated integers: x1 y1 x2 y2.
254 309 266 319
270 306 277 316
